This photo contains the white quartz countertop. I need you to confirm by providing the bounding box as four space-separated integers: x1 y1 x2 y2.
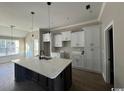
11 57 72 79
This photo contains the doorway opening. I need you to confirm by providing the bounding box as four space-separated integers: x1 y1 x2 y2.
105 25 114 85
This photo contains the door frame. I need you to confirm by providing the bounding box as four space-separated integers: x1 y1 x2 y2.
104 20 115 86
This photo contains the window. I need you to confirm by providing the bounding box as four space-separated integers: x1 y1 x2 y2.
34 39 39 56
6 40 19 55
0 39 6 56
26 42 33 57
0 39 19 57
26 39 39 57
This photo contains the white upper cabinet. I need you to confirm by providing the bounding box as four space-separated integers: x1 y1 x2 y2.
61 31 71 41
71 31 84 47
54 34 62 47
71 32 77 47
43 33 51 42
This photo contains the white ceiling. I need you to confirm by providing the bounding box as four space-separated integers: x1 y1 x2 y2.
0 2 102 32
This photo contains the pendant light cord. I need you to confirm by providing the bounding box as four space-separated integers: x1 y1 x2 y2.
11 26 13 42
31 11 35 37
10 26 13 59
32 13 34 33
10 25 15 42
48 3 51 33
10 25 15 59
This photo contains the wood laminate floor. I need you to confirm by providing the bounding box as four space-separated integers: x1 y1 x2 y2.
70 68 113 91
0 63 112 91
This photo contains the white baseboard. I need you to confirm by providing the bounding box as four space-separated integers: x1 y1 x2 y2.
102 72 106 82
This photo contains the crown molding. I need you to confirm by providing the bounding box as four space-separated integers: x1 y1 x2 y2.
51 3 106 31
51 19 98 31
97 2 106 21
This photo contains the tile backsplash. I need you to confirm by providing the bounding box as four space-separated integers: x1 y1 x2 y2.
53 41 84 59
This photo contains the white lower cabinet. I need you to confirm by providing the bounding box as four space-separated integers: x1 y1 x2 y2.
71 25 101 73
71 53 84 68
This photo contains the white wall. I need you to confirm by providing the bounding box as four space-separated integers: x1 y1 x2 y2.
100 3 124 87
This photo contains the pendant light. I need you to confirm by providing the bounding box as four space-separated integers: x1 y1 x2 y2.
10 25 15 58
31 11 35 37
47 2 51 33
10 25 15 42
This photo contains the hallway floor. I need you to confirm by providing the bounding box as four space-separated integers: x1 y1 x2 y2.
0 63 112 91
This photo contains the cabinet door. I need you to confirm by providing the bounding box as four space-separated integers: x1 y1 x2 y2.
54 35 58 46
81 55 85 68
71 56 77 67
75 55 82 68
71 32 77 47
71 54 82 68
54 34 62 47
77 31 85 47
38 74 48 90
83 25 101 73
84 29 93 70
71 31 84 47
61 31 71 41
15 64 25 81
76 56 81 67
43 33 51 42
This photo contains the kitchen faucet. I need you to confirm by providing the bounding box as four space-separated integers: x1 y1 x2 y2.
39 50 45 60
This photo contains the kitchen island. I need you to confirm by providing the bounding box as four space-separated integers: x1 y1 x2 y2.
11 57 72 91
